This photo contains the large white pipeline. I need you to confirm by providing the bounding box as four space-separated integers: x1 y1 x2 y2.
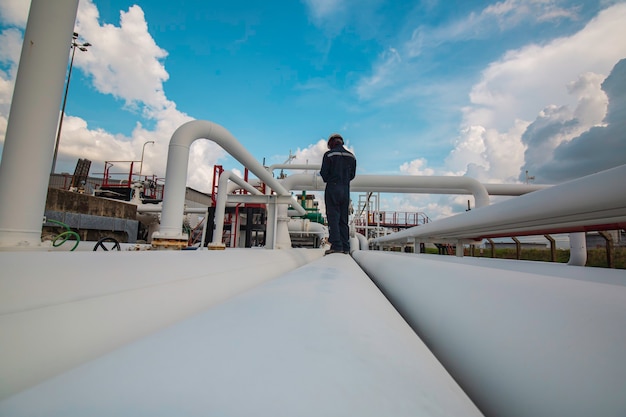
268 163 320 173
0 0 80 248
279 172 548 199
280 173 491 208
154 120 306 242
372 164 626 245
355 232 369 251
0 248 322 400
352 250 626 417
0 255 484 417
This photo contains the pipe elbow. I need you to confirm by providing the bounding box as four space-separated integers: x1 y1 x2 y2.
459 177 490 208
170 120 217 148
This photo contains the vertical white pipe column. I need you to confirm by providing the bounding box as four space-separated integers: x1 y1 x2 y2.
356 232 369 251
274 204 292 249
0 0 80 248
211 171 262 249
265 200 278 249
568 232 587 266
456 241 464 257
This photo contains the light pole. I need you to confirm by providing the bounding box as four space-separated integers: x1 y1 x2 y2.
51 32 91 174
139 140 155 177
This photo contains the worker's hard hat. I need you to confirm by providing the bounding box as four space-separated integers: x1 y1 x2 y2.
327 133 344 149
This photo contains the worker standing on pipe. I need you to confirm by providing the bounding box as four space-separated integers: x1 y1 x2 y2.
320 133 357 255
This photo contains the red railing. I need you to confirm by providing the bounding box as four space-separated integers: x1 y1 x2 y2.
100 160 164 200
354 211 430 228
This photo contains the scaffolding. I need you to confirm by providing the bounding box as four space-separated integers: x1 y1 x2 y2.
354 192 429 239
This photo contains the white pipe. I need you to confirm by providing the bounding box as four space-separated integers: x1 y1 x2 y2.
212 171 262 247
273 168 546 196
483 183 549 195
356 232 369 251
155 120 306 241
0 248 323 400
227 178 262 194
349 236 358 253
353 250 626 417
274 204 293 249
280 174 491 208
288 219 326 239
0 0 80 248
224 194 299 205
568 232 587 266
268 163 321 174
372 164 626 246
137 206 208 214
287 218 311 233
0 254 484 417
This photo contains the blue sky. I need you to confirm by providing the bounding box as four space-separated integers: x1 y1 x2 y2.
1 0 626 220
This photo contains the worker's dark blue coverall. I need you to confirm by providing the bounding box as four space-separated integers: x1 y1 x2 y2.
320 145 356 252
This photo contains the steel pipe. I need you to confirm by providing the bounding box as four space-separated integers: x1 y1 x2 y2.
568 232 587 266
0 248 322 400
372 164 626 245
280 173 491 208
155 120 306 241
0 0 80 248
0 255 483 416
353 250 626 417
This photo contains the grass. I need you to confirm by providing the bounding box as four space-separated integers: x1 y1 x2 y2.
421 246 626 269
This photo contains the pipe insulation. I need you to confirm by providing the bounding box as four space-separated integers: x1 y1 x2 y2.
0 254 483 417
0 248 322 400
0 0 80 248
155 120 306 240
352 250 626 417
568 232 587 266
280 174 491 207
372 164 626 245
276 171 548 197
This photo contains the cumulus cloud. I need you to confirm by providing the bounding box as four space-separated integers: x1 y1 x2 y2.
0 0 226 192
525 59 626 182
399 157 434 176
388 2 626 220
442 3 626 185
466 4 626 131
75 2 169 109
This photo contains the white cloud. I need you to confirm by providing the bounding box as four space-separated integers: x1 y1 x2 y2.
0 0 227 192
292 138 328 166
302 0 345 21
356 47 401 100
482 0 578 26
74 2 169 108
0 0 29 27
388 3 626 221
444 2 626 185
67 0 225 191
399 157 434 176
407 0 581 57
524 58 626 182
466 4 626 132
